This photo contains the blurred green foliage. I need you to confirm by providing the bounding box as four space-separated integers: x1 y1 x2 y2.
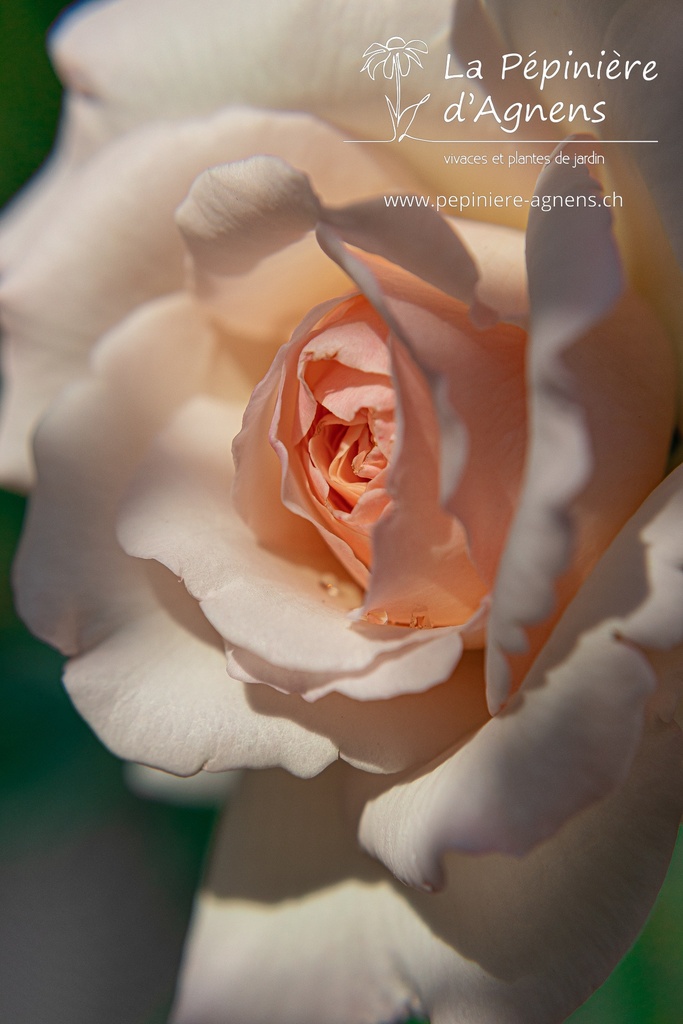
0 3 681 1023
0 0 63 201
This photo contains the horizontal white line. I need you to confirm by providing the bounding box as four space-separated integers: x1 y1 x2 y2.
346 139 659 144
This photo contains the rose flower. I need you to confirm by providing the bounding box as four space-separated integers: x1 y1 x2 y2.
2 2 683 1024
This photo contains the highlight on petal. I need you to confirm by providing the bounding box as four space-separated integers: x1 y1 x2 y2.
172 727 683 1024
486 139 676 712
358 464 683 889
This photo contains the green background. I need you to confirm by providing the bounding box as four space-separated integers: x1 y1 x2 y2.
0 2 681 1022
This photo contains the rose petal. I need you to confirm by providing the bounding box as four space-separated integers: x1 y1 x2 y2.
322 198 482 310
176 163 342 343
362 333 490 627
344 260 528 607
170 765 414 1024
486 140 675 712
175 121 421 343
51 0 451 130
232 300 347 556
225 631 467 703
477 0 683 258
173 730 683 1024
0 93 111 269
358 463 683 887
62 575 339 778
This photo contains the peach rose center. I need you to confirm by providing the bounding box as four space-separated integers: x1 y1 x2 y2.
262 284 530 634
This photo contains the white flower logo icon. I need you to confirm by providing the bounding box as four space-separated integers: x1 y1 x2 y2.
361 36 430 141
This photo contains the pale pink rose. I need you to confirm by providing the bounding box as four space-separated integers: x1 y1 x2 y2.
3 3 683 1024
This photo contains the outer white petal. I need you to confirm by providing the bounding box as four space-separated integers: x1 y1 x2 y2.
359 464 683 888
62 581 338 778
486 139 675 712
172 731 683 1024
51 0 451 130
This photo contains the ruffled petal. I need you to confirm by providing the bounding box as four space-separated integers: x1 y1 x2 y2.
358 463 683 887
175 129 418 343
486 139 676 712
173 727 683 1024
62 556 490 778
